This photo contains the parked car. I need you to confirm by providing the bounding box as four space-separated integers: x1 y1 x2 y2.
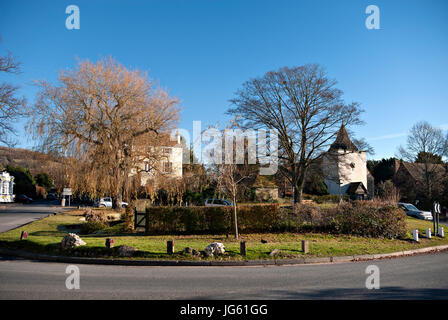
398 202 433 220
15 194 33 204
46 193 57 201
204 198 233 207
93 197 128 208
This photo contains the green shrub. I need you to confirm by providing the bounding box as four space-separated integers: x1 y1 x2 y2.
143 204 280 235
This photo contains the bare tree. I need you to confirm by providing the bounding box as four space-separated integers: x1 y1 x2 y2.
0 52 26 146
206 120 257 239
28 57 179 209
228 64 364 203
398 121 448 203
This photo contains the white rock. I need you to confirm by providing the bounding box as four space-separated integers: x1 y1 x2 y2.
61 233 86 249
204 242 225 257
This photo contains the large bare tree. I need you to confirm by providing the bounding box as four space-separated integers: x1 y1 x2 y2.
228 64 364 203
0 52 26 146
29 58 179 209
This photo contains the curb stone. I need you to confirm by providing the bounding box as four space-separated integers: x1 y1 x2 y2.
274 258 305 265
331 256 354 263
304 257 331 264
1 245 448 267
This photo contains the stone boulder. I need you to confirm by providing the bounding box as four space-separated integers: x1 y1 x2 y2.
61 233 86 249
204 242 225 257
183 247 202 257
183 247 193 254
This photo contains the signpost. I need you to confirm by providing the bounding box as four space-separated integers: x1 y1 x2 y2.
62 188 72 207
433 202 441 236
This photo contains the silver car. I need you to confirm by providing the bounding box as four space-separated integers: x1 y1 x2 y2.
204 198 233 207
94 197 128 208
398 202 433 220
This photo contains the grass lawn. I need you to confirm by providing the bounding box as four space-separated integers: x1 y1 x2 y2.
0 210 447 261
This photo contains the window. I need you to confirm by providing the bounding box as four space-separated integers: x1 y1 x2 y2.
162 147 172 154
163 161 173 173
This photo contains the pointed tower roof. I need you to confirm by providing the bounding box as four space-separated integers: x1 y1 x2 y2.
329 124 359 152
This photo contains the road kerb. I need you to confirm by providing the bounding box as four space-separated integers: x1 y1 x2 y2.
1 245 448 267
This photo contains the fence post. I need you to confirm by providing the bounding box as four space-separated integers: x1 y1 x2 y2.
145 210 149 235
167 240 175 254
301 240 309 254
413 229 419 242
240 241 247 256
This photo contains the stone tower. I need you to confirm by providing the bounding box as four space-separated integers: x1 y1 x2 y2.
322 125 368 199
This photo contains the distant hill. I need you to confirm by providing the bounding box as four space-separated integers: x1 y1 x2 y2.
0 146 64 180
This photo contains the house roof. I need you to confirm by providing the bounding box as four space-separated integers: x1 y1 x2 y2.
398 162 446 182
346 182 367 195
329 124 359 152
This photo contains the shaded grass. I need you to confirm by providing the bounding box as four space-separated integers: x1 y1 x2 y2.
0 211 446 261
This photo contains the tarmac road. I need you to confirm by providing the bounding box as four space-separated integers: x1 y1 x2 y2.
0 251 447 299
0 202 67 233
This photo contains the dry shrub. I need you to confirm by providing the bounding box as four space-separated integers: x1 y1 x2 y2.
125 205 135 232
295 203 333 228
84 209 108 225
376 180 401 205
294 200 407 238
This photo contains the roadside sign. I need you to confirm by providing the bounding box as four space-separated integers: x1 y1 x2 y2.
62 188 72 196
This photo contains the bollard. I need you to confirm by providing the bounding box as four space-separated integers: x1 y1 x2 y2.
413 229 419 242
105 238 114 248
167 240 175 254
438 227 445 238
20 231 28 240
301 240 309 254
426 228 431 239
240 241 247 256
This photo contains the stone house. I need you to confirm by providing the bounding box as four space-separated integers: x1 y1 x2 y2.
130 134 183 186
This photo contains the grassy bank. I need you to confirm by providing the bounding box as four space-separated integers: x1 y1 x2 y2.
0 211 446 261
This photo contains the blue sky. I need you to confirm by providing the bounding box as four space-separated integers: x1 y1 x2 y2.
0 0 447 160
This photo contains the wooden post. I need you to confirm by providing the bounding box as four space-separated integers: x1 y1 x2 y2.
301 240 309 254
105 238 114 248
240 241 247 256
145 211 149 235
167 240 175 254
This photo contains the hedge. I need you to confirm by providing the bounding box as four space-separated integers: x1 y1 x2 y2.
141 204 281 235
